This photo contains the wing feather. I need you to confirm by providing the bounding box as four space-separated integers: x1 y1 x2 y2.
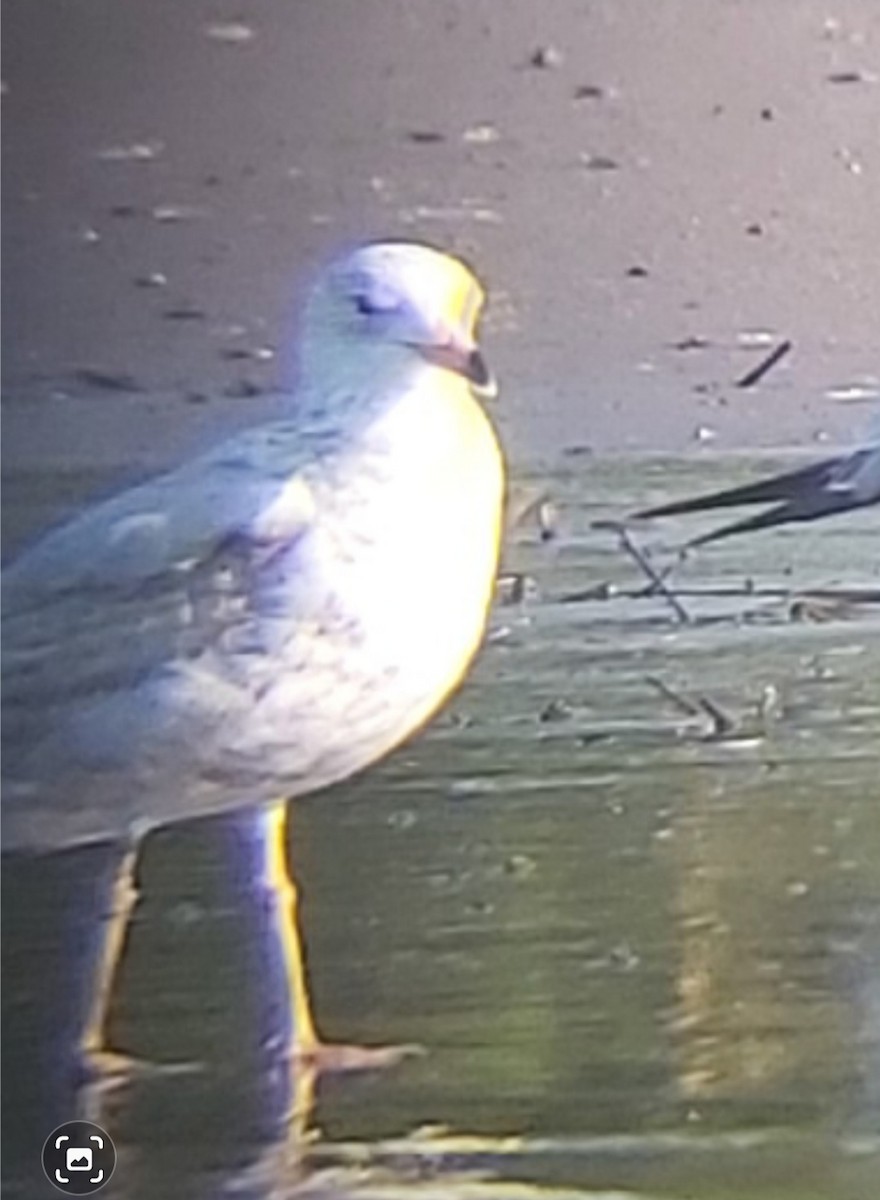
3 422 318 726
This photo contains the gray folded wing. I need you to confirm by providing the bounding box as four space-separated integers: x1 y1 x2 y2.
2 423 320 847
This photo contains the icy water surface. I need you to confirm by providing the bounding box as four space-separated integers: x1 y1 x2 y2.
3 456 880 1198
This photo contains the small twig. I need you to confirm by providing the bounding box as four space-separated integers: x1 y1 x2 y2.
559 582 880 605
795 587 880 604
645 675 704 719
695 694 737 738
645 676 737 739
735 338 792 389
593 521 692 624
639 554 681 598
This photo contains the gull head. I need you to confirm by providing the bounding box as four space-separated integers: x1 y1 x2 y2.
298 241 495 409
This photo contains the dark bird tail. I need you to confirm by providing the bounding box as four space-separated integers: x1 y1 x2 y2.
632 453 874 545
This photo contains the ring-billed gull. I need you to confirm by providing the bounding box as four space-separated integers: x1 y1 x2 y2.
3 240 505 1081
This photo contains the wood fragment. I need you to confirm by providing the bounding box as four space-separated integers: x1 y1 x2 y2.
593 520 692 623
735 339 792 388
73 368 143 393
645 676 737 739
560 582 880 605
695 694 737 738
645 675 705 719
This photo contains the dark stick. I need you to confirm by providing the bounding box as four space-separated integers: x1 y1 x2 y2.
735 339 792 389
560 583 880 604
593 520 692 623
645 676 737 738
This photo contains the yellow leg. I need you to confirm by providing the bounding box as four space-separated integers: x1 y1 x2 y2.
262 800 319 1056
262 799 423 1077
79 843 140 1066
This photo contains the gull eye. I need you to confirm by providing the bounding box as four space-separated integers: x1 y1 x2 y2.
354 293 382 316
351 281 401 318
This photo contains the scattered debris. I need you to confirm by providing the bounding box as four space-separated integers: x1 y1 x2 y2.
735 338 792 388
204 21 255 44
736 329 777 347
560 580 619 603
537 499 558 541
573 84 605 100
406 130 445 144
592 520 692 624
672 335 711 351
538 698 573 723
827 70 875 84
645 676 737 740
835 146 863 175
509 488 559 541
462 123 500 145
758 684 783 724
386 809 417 831
529 45 564 70
607 942 640 971
579 152 619 171
163 306 206 321
787 593 874 622
399 201 501 224
96 140 164 162
825 379 880 402
152 204 206 223
73 368 143 394
504 853 537 879
220 345 275 362
223 378 266 399
495 573 539 605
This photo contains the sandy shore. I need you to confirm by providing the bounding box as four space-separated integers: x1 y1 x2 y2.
4 0 879 504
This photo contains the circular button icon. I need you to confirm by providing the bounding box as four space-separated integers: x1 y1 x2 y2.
42 1121 116 1194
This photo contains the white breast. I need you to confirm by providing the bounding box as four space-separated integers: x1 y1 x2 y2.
242 375 505 791
2 372 505 849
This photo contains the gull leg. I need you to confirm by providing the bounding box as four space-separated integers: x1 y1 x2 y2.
261 801 318 1053
1 839 139 1180
77 834 198 1088
257 800 317 1131
79 842 140 1074
261 799 423 1076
